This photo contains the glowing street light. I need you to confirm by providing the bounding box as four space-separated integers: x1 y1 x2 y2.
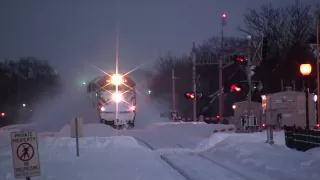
300 64 312 76
314 94 318 102
232 105 236 109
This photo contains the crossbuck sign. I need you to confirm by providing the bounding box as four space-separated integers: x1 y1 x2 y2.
11 131 41 179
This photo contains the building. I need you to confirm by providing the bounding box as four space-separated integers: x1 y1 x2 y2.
261 90 317 128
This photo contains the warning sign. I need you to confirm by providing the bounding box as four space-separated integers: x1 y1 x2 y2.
11 131 40 179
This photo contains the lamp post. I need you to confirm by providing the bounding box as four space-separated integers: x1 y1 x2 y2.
316 8 319 125
314 95 318 125
300 63 312 129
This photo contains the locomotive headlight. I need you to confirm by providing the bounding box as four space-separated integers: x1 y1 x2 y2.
111 74 124 85
112 93 123 103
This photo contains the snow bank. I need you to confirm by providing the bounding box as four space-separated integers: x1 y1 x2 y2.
131 122 236 149
198 131 320 180
0 123 37 132
198 131 286 150
56 123 117 137
0 136 185 180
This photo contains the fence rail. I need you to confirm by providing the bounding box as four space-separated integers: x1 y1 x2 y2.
284 125 320 152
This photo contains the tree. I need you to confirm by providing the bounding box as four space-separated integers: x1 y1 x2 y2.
150 1 318 119
149 37 249 118
0 57 61 127
242 1 317 93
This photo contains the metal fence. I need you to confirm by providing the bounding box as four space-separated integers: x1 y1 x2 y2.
284 125 320 152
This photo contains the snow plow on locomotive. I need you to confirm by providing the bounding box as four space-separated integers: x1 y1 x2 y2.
87 74 137 129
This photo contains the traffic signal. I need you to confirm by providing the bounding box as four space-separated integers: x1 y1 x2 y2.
231 84 242 92
232 55 247 66
262 37 268 61
1 112 5 117
184 92 196 100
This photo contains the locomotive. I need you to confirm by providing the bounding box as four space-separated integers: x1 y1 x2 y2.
87 74 137 129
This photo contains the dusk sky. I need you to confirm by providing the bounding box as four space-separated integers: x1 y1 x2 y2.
0 0 318 80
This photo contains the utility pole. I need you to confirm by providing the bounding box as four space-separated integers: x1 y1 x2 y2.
172 68 176 112
316 9 320 125
219 13 227 121
192 43 197 121
247 35 252 117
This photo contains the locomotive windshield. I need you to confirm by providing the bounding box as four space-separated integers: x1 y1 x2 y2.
103 84 135 92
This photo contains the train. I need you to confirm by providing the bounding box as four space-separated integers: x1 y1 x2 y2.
87 73 137 129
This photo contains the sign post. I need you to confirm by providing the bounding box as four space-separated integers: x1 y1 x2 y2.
71 118 83 157
11 131 40 179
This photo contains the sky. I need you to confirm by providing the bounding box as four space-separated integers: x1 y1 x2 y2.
0 0 318 80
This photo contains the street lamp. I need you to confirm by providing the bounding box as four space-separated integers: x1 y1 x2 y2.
300 64 312 76
300 63 312 129
316 8 320 125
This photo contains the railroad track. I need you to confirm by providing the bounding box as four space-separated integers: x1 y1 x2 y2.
134 137 276 180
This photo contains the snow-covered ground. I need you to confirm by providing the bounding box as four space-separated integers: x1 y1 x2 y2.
1 88 320 180
1 122 320 180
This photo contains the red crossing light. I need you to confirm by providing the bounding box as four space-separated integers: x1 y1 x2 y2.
232 55 247 65
185 92 195 100
231 84 241 92
1 112 5 117
236 57 244 62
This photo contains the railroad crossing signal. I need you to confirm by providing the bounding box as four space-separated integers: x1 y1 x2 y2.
232 55 247 66
231 84 242 92
184 92 203 100
185 92 195 100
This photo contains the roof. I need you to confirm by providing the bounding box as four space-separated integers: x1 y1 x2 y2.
234 101 261 105
265 91 309 97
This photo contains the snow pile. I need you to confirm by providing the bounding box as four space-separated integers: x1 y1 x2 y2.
198 131 320 180
0 123 37 132
132 122 235 149
0 136 185 180
56 123 117 137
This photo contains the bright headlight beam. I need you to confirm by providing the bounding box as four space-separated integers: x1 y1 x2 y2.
111 74 123 85
112 93 123 103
